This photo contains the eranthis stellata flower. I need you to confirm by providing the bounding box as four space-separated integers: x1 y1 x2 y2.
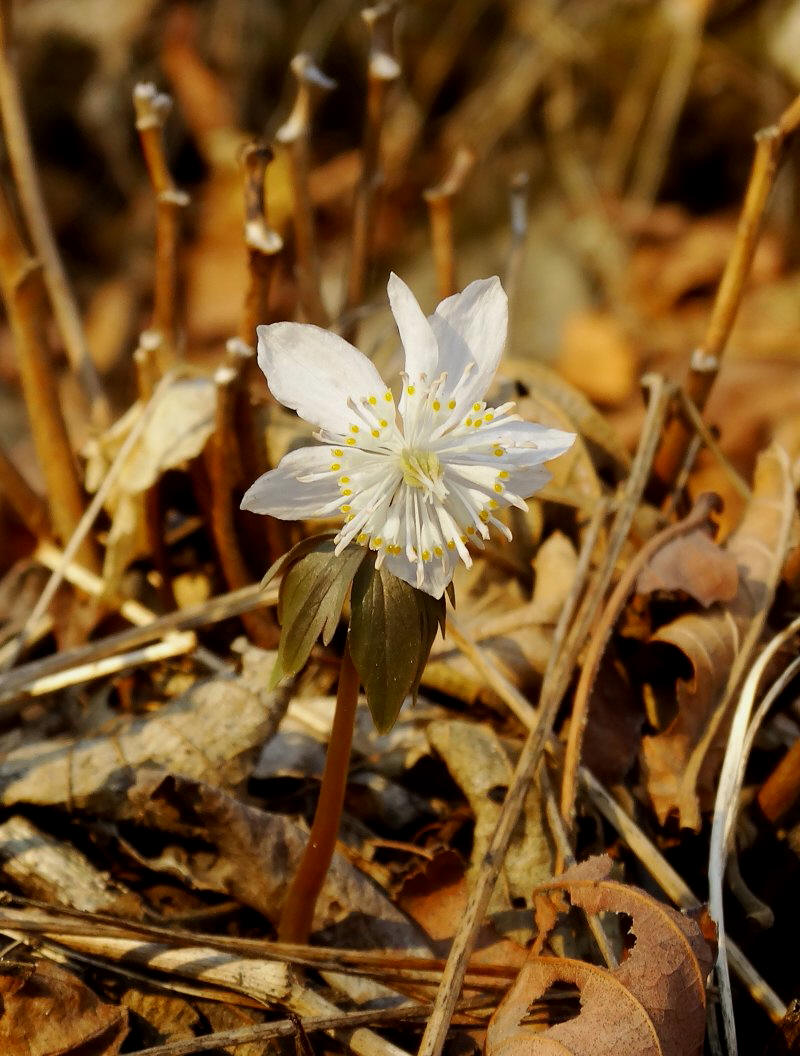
242 274 576 598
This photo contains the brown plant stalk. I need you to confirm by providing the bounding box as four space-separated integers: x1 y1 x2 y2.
0 0 109 426
278 641 360 942
424 147 475 300
133 82 189 364
276 54 334 326
0 440 50 539
651 90 800 495
0 184 98 570
239 143 284 346
342 1 400 342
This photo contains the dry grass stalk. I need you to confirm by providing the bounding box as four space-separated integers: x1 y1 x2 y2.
239 143 284 345
423 147 475 300
416 376 673 1056
0 440 50 538
343 1 400 341
0 184 98 571
207 364 278 647
276 54 335 326
133 83 190 364
0 0 109 426
652 90 800 494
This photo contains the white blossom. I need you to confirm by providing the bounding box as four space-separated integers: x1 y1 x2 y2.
242 274 575 598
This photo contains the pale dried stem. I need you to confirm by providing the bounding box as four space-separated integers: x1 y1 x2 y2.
416 377 672 1056
628 0 710 209
0 440 50 538
343 1 400 343
133 83 189 364
423 147 475 300
558 492 722 858
0 184 98 570
0 0 109 426
208 365 278 648
276 54 334 326
652 90 800 494
239 143 284 344
677 389 752 502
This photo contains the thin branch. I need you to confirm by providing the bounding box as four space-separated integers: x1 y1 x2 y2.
239 142 284 344
0 183 98 571
133 83 190 363
0 0 109 426
342 1 400 342
208 364 278 647
0 440 50 538
423 147 474 300
276 54 335 326
652 91 800 494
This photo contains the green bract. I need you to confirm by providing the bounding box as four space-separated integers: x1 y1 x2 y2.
264 533 445 732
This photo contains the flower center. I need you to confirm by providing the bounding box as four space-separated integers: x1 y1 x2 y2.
400 448 446 500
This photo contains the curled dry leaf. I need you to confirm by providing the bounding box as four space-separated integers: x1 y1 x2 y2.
635 522 740 607
486 856 714 1056
641 445 795 829
0 959 128 1056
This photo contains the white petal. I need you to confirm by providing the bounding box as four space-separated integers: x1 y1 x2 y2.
428 277 507 408
382 549 454 599
240 445 340 518
488 421 576 463
388 272 438 382
257 322 388 436
505 464 552 500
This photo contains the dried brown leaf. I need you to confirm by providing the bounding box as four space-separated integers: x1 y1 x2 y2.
486 856 714 1056
0 959 128 1056
635 524 740 607
641 445 795 828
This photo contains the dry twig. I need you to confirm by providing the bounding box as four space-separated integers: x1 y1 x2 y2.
423 147 475 300
239 142 284 344
0 0 109 425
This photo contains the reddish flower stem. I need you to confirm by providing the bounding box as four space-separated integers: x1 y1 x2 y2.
277 642 360 943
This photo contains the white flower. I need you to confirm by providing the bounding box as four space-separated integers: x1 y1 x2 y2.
241 274 576 598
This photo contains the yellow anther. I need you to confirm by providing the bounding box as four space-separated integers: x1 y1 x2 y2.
332 448 344 457
473 403 481 412
384 391 393 402
407 385 416 396
339 476 350 483
460 534 468 543
350 424 359 433
494 483 503 493
489 499 499 509
368 396 377 405
493 448 504 457
466 524 475 534
448 399 456 409
432 399 441 411
499 470 509 480
342 489 352 496
422 549 431 561
340 504 352 512
330 463 341 471
473 418 482 428
434 545 443 558
379 419 388 427
346 437 356 446
357 533 368 544
485 412 494 421
371 428 380 437
480 510 489 522
465 417 473 427
447 540 456 550
373 536 382 546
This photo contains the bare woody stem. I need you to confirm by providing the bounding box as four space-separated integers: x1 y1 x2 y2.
133 83 190 366
0 0 109 427
207 365 278 648
0 184 99 571
278 642 360 943
342 1 400 342
423 147 474 300
651 91 800 495
239 143 284 347
0 440 50 538
276 55 335 327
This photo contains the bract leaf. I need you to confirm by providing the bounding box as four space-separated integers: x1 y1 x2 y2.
277 541 367 679
260 531 337 590
350 559 442 733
